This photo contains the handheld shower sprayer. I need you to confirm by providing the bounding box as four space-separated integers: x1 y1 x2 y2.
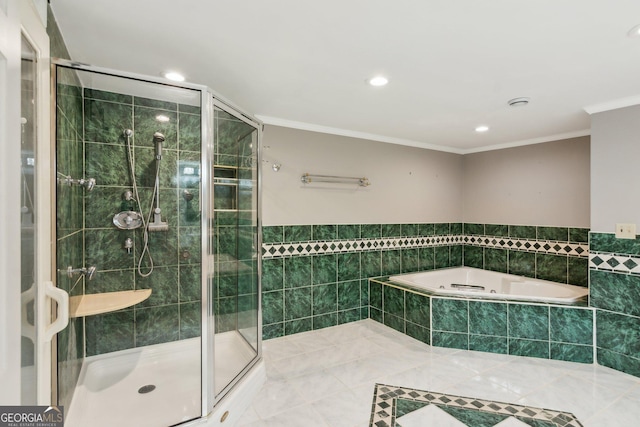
153 132 165 160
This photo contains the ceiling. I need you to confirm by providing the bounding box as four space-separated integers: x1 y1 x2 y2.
50 0 640 153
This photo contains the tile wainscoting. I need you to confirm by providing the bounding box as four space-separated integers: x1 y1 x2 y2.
261 223 589 341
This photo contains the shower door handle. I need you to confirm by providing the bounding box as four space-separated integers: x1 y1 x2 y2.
42 281 69 342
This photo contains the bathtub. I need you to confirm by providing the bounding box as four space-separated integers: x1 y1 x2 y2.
389 267 588 304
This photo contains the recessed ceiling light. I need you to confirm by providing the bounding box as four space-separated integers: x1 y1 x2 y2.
162 71 185 82
627 24 640 38
475 125 490 133
155 114 170 123
368 76 389 87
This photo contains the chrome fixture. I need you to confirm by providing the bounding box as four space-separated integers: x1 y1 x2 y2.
153 132 164 160
57 175 96 191
301 173 370 187
148 132 168 232
62 265 97 281
124 237 133 254
113 211 143 230
183 189 194 201
272 163 281 172
450 283 485 291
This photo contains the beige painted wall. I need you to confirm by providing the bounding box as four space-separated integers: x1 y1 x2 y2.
462 136 590 227
591 105 640 233
261 126 464 225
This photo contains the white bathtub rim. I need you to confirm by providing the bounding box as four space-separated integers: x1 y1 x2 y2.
389 266 588 304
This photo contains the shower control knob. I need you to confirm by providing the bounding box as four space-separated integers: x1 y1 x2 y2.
124 237 133 254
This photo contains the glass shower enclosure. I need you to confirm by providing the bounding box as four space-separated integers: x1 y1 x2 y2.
52 60 262 427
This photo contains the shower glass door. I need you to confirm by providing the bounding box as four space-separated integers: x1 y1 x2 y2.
211 102 261 398
54 62 205 427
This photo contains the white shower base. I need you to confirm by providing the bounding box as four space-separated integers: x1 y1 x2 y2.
65 331 259 427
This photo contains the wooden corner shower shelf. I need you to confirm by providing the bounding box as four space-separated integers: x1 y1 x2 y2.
69 289 152 318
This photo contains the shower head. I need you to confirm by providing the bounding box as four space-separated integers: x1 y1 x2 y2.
153 132 165 160
153 132 164 160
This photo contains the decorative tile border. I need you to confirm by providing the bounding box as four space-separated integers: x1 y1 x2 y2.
263 234 589 259
369 384 584 427
590 252 640 275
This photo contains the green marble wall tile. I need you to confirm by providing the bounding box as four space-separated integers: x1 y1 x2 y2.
485 248 508 273
450 245 463 266
550 307 593 345
569 228 589 243
590 232 640 255
384 286 405 318
179 302 201 339
262 291 284 325
261 258 284 291
85 310 135 356
84 99 133 143
508 251 535 277
509 225 536 239
179 104 201 115
313 224 337 241
338 308 361 325
405 292 430 328
469 301 507 336
464 223 485 235
401 249 420 273
419 223 435 236
550 343 593 363
262 226 284 244
312 254 337 285
591 270 640 317
178 111 201 152
360 279 370 307
432 331 468 350
362 251 382 277
568 257 588 287
382 224 401 238
362 224 381 239
434 223 450 235
134 96 177 111
313 313 338 330
537 226 568 242
179 264 201 302
85 142 131 187
338 281 360 311
86 269 134 294
337 224 360 239
136 266 179 307
263 323 284 340
383 313 405 333
337 252 360 281
434 246 450 269
450 223 463 235
508 304 549 340
178 227 201 265
284 256 312 288
84 88 132 104
401 223 419 237
432 298 468 333
371 308 383 323
469 335 508 354
597 348 640 378
85 228 134 271
419 248 435 270
509 339 549 359
597 310 640 357
284 287 312 320
536 253 567 283
284 225 312 242
405 322 430 345
370 281 383 310
486 224 508 237
285 318 312 335
312 283 337 315
135 304 180 346
382 250 402 276
463 245 483 269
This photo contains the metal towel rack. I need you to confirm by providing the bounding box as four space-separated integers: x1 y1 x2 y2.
301 173 370 187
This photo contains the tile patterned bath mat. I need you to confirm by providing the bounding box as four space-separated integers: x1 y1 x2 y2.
369 384 584 427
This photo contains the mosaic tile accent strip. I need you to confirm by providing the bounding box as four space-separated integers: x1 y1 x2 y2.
589 252 640 275
263 234 588 259
369 384 584 427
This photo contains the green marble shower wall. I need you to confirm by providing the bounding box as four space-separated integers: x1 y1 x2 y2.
261 222 589 340
59 86 203 357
